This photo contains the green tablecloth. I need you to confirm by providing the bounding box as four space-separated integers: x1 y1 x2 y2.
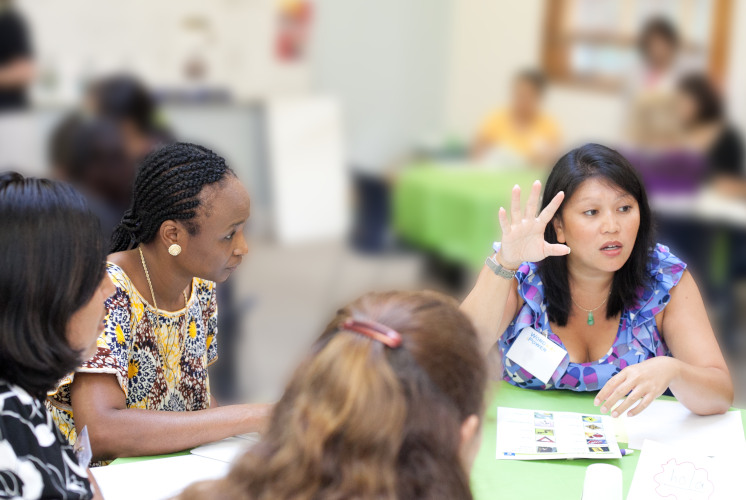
110 381 746 499
472 381 746 500
392 165 541 270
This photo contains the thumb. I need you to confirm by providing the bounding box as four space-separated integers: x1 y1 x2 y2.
544 243 571 257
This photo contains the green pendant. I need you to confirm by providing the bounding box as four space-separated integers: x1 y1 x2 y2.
587 311 594 325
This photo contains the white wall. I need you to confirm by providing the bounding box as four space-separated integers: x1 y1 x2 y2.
444 0 626 149
16 0 303 104
308 0 452 172
726 0 746 134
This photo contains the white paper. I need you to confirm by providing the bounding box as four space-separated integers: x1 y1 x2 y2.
496 407 621 460
91 455 229 500
505 327 567 384
583 464 622 500
621 400 745 456
627 440 745 500
190 434 260 463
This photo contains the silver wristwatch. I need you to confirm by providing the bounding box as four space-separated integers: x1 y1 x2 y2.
485 254 516 280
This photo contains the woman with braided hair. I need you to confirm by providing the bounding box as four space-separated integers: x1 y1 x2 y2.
47 142 271 463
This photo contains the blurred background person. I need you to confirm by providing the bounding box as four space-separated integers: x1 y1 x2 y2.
676 73 745 195
85 74 173 163
49 114 136 240
472 69 561 167
0 0 34 112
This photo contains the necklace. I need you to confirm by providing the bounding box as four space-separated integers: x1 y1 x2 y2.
138 246 189 375
570 292 610 326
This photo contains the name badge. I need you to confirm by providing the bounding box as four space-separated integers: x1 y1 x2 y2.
505 327 567 384
74 425 92 468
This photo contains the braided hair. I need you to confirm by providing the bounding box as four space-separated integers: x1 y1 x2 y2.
110 142 234 253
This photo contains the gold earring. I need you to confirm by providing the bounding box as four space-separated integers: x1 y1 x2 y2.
168 244 182 256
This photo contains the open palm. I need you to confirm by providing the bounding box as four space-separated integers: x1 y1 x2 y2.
497 180 570 268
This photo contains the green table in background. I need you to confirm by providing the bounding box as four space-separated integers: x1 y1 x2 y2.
472 381 746 500
392 165 541 270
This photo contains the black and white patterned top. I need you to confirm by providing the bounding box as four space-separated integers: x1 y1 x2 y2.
0 380 92 499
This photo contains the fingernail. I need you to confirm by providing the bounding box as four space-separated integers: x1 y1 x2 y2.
600 406 607 413
612 411 618 418
593 398 599 406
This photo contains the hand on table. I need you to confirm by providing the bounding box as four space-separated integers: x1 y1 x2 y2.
496 180 571 269
594 357 680 417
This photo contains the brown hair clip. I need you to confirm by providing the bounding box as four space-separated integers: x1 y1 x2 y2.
342 318 402 349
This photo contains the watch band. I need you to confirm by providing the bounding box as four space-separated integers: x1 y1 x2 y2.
485 254 516 280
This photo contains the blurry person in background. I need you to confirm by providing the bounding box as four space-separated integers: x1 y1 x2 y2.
625 17 690 150
0 0 34 112
676 73 745 197
49 114 137 240
632 17 687 95
178 291 487 500
472 69 560 167
86 74 173 163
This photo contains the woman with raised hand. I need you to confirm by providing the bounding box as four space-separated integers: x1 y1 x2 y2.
178 290 487 500
0 173 111 499
47 142 270 464
461 143 732 417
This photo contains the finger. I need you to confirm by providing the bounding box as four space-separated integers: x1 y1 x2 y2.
600 379 635 415
595 371 624 406
498 207 510 236
537 191 565 225
611 387 645 417
544 242 571 257
626 393 654 417
510 184 522 224
524 180 542 219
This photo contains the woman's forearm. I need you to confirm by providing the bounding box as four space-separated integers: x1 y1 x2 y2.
669 360 733 415
86 403 271 461
461 263 514 354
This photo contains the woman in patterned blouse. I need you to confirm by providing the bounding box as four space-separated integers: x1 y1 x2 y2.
0 173 113 499
461 143 732 417
48 142 271 463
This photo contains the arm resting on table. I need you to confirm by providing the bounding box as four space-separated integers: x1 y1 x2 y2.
71 372 271 461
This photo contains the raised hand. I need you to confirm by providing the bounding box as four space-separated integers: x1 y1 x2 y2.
496 180 571 269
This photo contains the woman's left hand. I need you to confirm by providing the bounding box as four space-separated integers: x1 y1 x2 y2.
594 356 680 417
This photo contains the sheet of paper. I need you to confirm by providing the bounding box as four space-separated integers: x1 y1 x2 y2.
620 400 744 456
496 407 621 460
91 455 229 500
627 439 746 500
190 435 259 463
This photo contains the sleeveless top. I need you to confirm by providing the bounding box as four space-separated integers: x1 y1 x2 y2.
499 244 686 391
47 262 219 454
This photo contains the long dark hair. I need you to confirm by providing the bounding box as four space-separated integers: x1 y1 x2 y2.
538 144 655 326
0 172 106 397
110 142 234 253
179 291 486 500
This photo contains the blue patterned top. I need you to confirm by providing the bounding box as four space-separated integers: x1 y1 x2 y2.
499 244 686 391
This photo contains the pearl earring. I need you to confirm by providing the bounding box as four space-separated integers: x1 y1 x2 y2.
168 244 182 256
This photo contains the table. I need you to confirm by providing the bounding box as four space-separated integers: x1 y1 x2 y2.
471 381 746 500
108 381 746 499
392 165 540 270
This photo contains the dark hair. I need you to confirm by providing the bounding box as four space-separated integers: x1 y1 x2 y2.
0 172 106 398
638 16 680 56
678 72 723 123
538 144 655 326
110 142 234 253
88 74 160 135
179 291 486 500
515 69 547 94
49 114 130 184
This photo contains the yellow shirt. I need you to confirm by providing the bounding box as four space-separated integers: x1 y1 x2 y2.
477 109 560 160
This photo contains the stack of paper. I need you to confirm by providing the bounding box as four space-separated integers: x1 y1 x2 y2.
627 440 746 499
495 407 621 460
620 400 744 457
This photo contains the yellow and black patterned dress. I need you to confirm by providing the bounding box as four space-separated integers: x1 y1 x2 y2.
47 262 219 460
